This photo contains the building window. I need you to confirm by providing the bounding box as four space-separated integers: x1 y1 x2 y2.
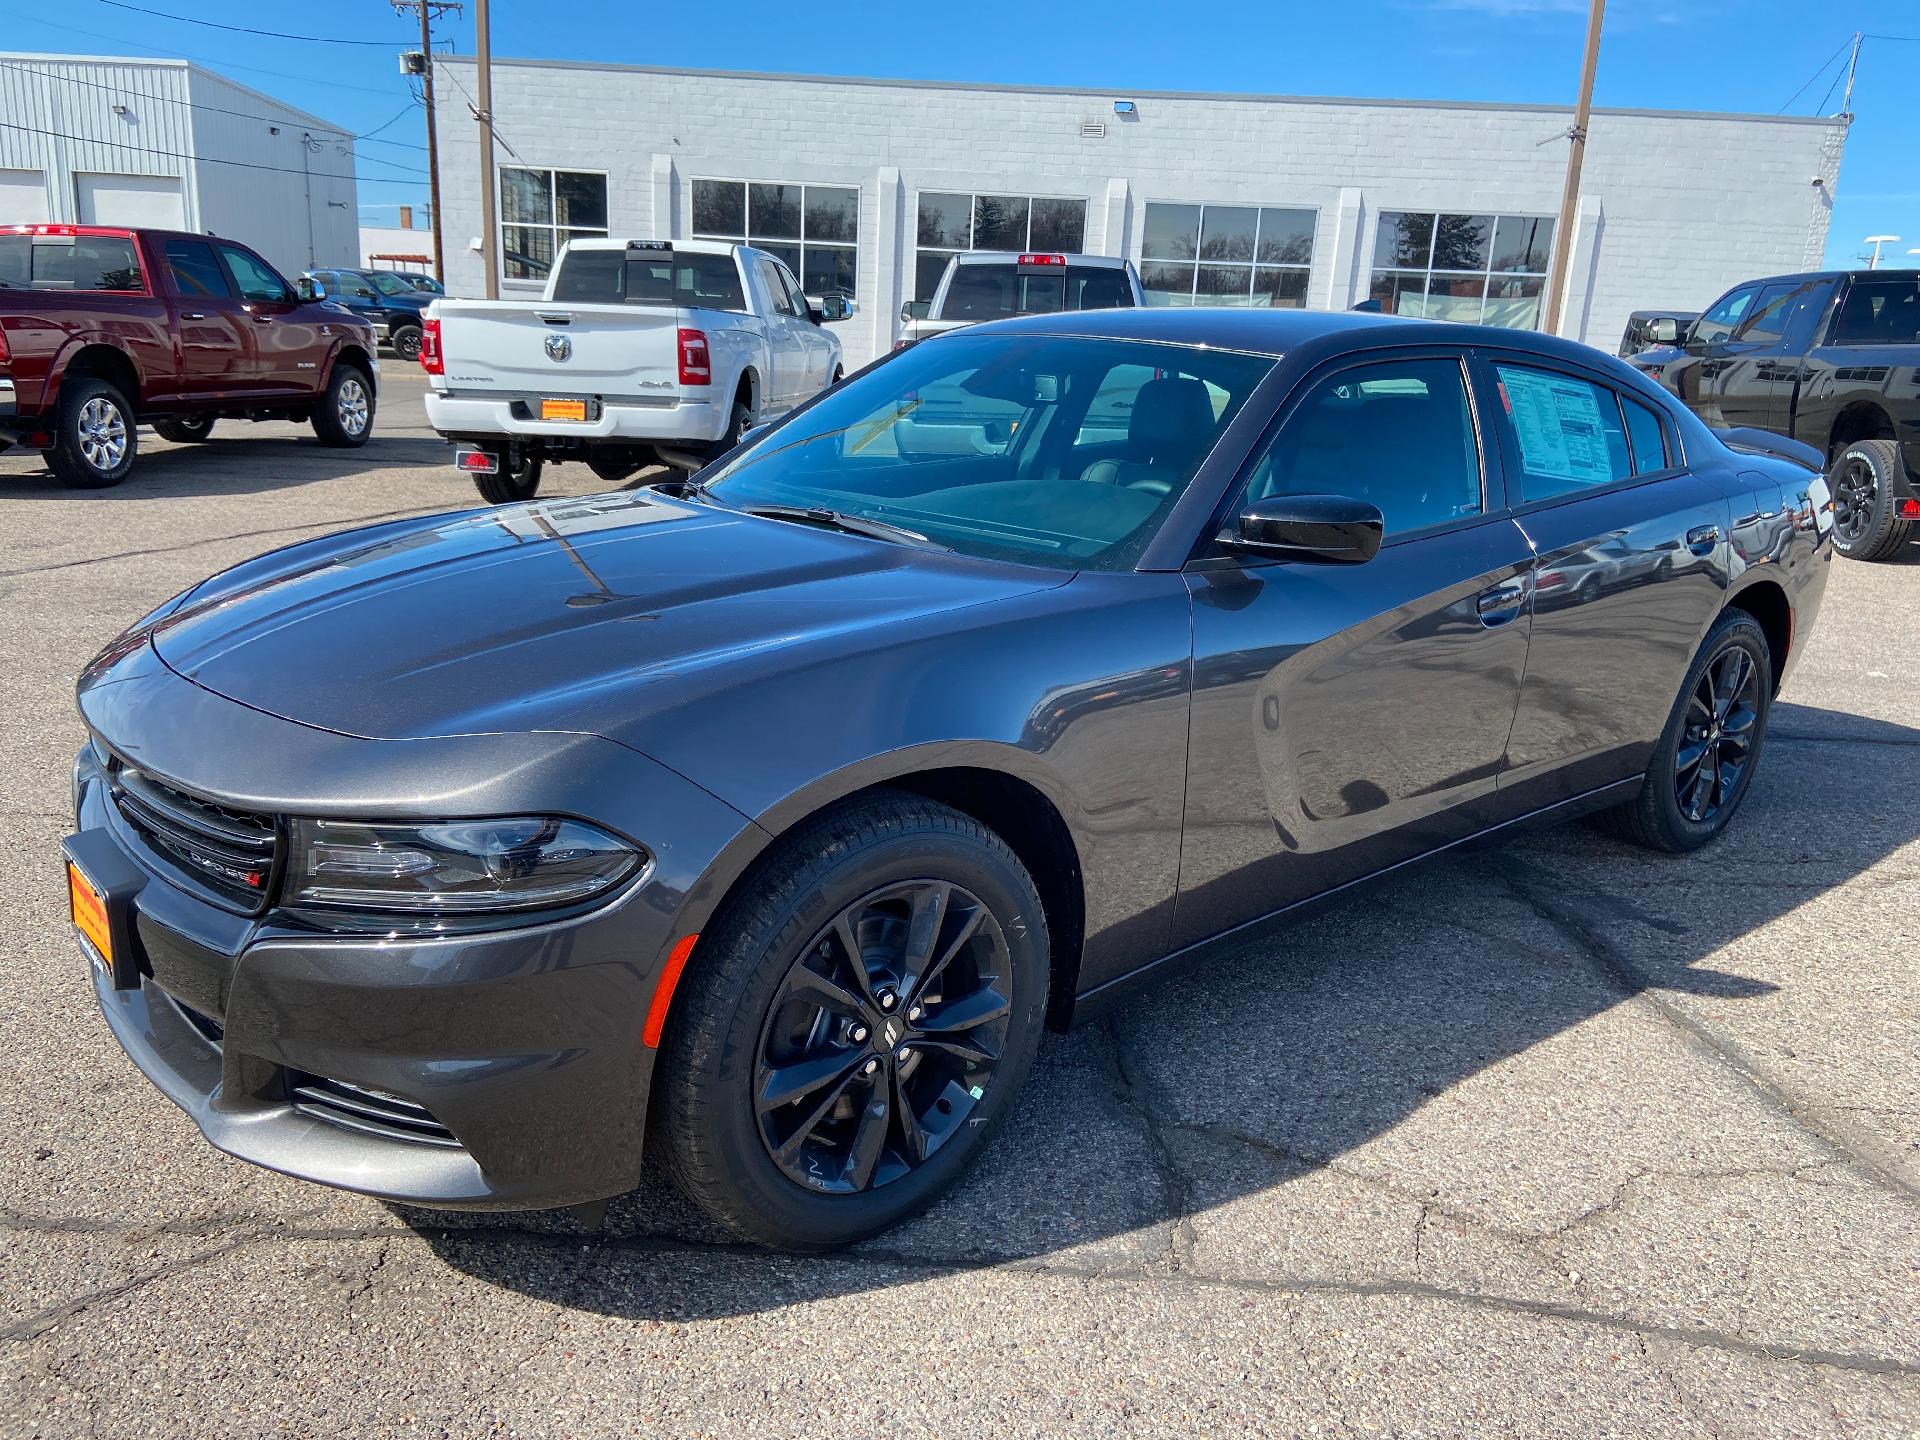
1139 203 1315 308
500 168 609 283
914 193 1087 300
691 179 860 299
1368 212 1555 329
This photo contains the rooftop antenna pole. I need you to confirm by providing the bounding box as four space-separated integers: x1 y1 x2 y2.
1840 31 1861 118
1543 0 1605 337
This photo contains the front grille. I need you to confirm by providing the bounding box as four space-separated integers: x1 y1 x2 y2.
287 1073 462 1149
110 765 280 913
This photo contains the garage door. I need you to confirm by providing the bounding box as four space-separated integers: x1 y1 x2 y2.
0 168 49 223
74 173 185 228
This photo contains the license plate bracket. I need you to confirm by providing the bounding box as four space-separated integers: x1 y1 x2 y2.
540 398 589 422
61 830 147 990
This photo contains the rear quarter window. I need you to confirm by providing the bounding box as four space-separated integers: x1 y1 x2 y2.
0 234 143 292
1493 364 1632 502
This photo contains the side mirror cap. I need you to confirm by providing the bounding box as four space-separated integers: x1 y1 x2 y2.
813 293 854 323
297 277 326 302
1219 494 1384 565
1648 317 1680 344
900 299 931 324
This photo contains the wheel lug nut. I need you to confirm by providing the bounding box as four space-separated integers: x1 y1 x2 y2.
908 1005 923 1022
896 1046 911 1061
879 991 897 1011
862 1059 879 1075
849 1025 869 1043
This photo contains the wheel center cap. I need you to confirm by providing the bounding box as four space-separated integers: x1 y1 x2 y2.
877 1016 905 1050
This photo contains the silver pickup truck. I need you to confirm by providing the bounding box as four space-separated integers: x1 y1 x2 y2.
424 239 852 502
897 251 1143 347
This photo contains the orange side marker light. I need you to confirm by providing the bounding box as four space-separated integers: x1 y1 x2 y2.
642 934 700 1048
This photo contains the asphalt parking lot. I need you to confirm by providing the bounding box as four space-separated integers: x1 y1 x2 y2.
1 371 1915 1438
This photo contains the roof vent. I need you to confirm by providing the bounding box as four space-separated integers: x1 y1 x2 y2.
1079 120 1106 139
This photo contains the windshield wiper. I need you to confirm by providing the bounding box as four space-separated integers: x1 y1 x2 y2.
737 503 943 550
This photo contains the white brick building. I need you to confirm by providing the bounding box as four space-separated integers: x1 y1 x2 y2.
432 59 1846 369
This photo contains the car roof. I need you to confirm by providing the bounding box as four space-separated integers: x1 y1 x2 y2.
951 250 1131 269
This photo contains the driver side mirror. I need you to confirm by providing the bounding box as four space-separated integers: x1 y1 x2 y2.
900 299 931 324
814 293 855 323
1647 317 1680 345
1219 494 1384 565
296 277 327 302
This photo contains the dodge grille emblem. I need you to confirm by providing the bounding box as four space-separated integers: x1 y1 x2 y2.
544 334 572 362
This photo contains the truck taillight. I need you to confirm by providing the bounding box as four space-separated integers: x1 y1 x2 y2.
419 317 443 374
0 324 9 364
1017 253 1066 266
678 328 711 386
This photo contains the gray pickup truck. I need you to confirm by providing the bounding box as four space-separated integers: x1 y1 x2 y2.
897 251 1142 347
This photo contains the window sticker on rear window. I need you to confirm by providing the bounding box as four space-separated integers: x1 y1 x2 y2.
1498 366 1613 485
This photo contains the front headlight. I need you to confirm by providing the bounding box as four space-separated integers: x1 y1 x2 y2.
286 816 643 915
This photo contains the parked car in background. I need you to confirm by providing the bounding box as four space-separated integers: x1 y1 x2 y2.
1624 341 1686 386
1618 308 1698 357
423 238 852 503
1 224 378 488
1661 270 1920 560
387 270 443 296
67 309 1828 1250
304 267 434 362
897 252 1143 346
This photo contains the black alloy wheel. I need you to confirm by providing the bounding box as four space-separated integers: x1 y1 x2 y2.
1832 451 1876 547
1830 439 1914 562
391 324 424 364
1673 642 1761 825
754 880 1012 1194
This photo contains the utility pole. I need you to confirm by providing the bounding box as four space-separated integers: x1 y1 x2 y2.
1542 0 1605 337
1840 31 1862 118
391 1 461 286
475 0 498 299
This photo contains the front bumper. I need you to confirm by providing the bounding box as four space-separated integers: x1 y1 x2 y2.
70 641 758 1210
424 388 724 445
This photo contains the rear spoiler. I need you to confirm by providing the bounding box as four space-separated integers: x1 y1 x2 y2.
1712 427 1823 473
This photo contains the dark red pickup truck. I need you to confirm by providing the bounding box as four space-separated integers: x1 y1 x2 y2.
0 224 379 488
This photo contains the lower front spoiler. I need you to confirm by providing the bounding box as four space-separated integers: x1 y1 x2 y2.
93 966 622 1212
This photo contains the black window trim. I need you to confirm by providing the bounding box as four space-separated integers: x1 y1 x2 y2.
1470 348 1687 520
160 237 233 301
1185 343 1502 570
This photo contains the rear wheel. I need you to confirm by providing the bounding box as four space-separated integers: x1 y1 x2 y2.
657 792 1050 1250
154 415 215 444
1831 438 1914 562
1595 609 1772 852
312 364 374 448
46 377 136 489
473 442 542 504
389 324 424 364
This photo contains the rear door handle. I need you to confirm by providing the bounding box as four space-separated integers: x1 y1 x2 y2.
1687 524 1722 555
1476 581 1529 626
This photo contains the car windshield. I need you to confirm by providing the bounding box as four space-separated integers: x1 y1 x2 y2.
368 272 417 296
942 264 1134 321
703 333 1273 571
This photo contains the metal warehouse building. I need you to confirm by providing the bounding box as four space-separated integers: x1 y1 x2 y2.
0 54 358 279
431 59 1847 370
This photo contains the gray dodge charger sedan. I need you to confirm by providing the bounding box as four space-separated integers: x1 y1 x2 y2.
65 309 1832 1250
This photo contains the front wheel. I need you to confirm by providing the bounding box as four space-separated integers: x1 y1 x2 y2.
473 443 542 504
312 364 374 448
389 324 424 364
656 792 1050 1250
153 415 215 444
46 377 136 489
1595 609 1772 852
1831 438 1914 562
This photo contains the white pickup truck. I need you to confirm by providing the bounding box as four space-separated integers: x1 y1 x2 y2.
422 238 852 503
897 252 1143 347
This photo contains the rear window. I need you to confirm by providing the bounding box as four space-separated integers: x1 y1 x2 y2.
0 233 143 292
940 263 1134 321
550 248 746 312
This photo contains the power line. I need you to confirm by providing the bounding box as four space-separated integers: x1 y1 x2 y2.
88 0 401 48
0 118 427 186
2 15 409 97
1775 35 1851 114
356 101 424 144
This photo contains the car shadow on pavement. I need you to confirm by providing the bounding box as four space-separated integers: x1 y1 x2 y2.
400 702 1919 1320
0 435 454 499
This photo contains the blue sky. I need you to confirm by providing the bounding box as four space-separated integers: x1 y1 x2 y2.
6 0 1915 267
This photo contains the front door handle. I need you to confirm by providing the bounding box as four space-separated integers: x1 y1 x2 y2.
182 311 206 320
1476 581 1529 626
251 314 274 325
1687 524 1723 555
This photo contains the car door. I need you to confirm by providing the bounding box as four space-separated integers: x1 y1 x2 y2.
216 242 330 396
1476 353 1730 816
775 260 834 391
1173 349 1536 948
1713 281 1806 430
1670 283 1759 425
754 256 809 411
158 236 252 403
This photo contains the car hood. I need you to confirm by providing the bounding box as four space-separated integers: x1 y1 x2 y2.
150 490 1064 742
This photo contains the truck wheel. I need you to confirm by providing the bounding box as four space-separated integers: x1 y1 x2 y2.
312 364 375 448
47 377 137 489
154 416 215 444
474 444 541 504
390 325 423 364
1831 439 1914 562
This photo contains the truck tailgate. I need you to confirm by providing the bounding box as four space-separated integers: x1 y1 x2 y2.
434 299 681 394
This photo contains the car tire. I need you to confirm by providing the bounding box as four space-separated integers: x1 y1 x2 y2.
46 377 137 489
656 791 1051 1251
390 324 424 364
1830 438 1914 562
472 443 542 504
1595 609 1772 853
153 415 215 444
312 363 375 448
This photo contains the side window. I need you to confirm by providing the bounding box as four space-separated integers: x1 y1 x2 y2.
1695 285 1757 344
758 258 797 317
1622 396 1671 476
1732 283 1798 345
163 239 233 299
218 245 292 304
1242 357 1483 538
776 262 810 318
1829 278 1920 346
344 273 379 300
1492 364 1632 502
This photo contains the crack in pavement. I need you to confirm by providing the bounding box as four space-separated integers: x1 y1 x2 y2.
1101 1017 1198 1271
1493 857 1920 1208
1770 731 1920 748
